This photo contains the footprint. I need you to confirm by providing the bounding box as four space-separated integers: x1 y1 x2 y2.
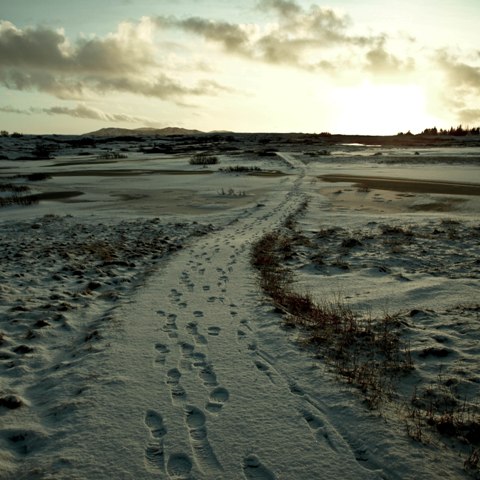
289 382 304 397
237 329 247 340
206 387 230 414
145 410 167 439
163 318 178 339
154 343 170 365
145 443 165 471
255 360 268 372
301 410 336 451
155 343 169 353
144 410 167 470
165 368 186 403
243 455 276 480
199 366 217 387
185 405 206 429
180 342 195 357
192 352 207 368
167 453 193 480
167 368 181 385
254 361 275 384
195 334 208 345
210 387 229 403
207 326 221 337
187 323 208 345
240 319 252 331
4 428 47 456
302 410 323 430
186 322 198 334
185 406 222 471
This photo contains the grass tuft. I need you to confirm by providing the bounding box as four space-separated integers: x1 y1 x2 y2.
190 153 219 165
251 200 413 409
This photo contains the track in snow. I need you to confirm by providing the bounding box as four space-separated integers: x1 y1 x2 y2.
56 154 381 479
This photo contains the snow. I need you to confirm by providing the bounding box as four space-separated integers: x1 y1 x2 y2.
0 136 479 479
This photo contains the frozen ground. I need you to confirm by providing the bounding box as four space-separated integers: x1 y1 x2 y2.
0 138 479 479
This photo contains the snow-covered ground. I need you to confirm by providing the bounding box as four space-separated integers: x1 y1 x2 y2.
0 139 479 479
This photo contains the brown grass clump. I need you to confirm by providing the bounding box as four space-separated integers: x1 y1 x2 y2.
251 203 479 473
190 152 219 165
405 381 480 448
251 209 413 408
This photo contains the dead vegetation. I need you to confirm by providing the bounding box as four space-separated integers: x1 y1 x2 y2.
189 152 219 165
251 202 413 409
218 187 246 197
251 204 479 475
219 165 261 173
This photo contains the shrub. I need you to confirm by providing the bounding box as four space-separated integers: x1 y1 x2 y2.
32 143 55 159
220 166 261 173
189 153 219 165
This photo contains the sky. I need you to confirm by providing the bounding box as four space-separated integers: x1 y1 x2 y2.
0 0 479 135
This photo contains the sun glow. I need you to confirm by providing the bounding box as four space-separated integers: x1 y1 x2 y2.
330 82 438 135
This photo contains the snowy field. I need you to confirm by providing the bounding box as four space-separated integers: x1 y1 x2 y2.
0 136 479 479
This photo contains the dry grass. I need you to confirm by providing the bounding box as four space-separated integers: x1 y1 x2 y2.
218 187 246 197
251 204 479 473
405 379 480 449
190 152 219 165
251 203 413 408
219 166 261 173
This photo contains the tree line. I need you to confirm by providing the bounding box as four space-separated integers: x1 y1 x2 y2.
420 125 480 136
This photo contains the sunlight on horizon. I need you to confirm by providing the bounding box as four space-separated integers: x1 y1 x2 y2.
329 82 441 135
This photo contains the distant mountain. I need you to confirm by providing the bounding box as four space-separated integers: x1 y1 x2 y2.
83 127 205 137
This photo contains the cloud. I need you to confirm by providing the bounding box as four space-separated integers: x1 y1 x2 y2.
365 43 415 76
0 102 159 125
0 19 228 101
257 0 302 17
457 108 480 124
43 104 149 123
159 17 250 55
0 105 26 114
0 20 154 74
434 51 480 124
154 0 406 73
436 51 480 91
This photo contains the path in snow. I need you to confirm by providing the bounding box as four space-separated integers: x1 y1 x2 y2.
4 151 476 480
58 155 383 479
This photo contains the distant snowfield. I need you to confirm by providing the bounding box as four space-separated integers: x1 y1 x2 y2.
0 140 479 479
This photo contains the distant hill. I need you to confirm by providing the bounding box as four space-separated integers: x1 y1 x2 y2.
83 127 205 137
